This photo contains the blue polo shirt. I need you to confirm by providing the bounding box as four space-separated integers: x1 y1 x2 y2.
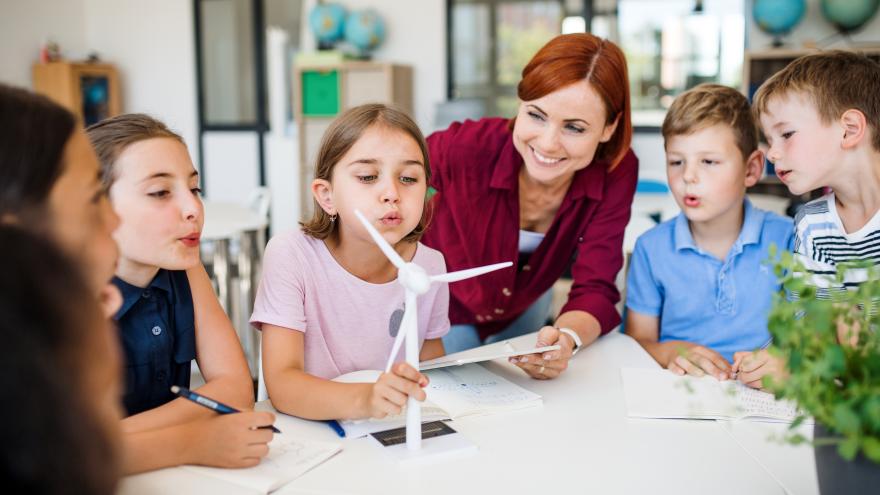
112 269 196 416
625 200 794 362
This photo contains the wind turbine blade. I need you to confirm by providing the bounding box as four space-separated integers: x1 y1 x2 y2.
353 209 406 269
430 261 513 283
385 295 418 373
385 321 407 373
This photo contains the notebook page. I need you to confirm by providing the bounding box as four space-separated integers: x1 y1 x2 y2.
621 367 735 419
183 437 341 493
622 368 805 423
425 363 542 418
727 381 802 422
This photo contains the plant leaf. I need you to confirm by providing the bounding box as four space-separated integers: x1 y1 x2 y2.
864 437 880 464
838 436 859 461
833 404 861 435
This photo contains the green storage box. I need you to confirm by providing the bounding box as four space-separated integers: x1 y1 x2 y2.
301 70 339 117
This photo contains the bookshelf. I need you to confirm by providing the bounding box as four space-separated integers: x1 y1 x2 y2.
293 61 413 219
32 61 121 126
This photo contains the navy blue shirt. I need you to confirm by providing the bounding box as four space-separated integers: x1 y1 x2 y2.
112 269 196 416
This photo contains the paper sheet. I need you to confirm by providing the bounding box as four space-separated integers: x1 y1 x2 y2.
425 364 542 418
419 340 559 370
183 437 341 493
620 367 803 422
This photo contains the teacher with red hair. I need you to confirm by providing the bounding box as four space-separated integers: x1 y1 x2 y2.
423 33 638 379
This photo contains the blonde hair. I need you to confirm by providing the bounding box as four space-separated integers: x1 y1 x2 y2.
662 83 757 160
300 104 431 242
752 50 880 152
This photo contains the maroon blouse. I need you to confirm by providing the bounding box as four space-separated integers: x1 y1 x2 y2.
422 118 639 340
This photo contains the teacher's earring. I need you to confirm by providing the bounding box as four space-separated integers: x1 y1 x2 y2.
329 213 337 223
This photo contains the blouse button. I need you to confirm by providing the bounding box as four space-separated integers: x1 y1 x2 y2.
494 308 504 315
522 265 531 271
502 287 512 296
476 315 484 323
151 325 163 336
486 315 494 321
142 290 151 299
578 237 584 242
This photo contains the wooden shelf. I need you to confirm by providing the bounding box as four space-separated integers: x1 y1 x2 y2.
743 46 880 99
32 61 121 126
292 61 413 219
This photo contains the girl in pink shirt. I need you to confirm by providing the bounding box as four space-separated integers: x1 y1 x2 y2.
251 104 449 421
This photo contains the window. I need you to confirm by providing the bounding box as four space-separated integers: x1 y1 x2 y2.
197 0 303 127
447 0 745 126
449 0 588 117
595 0 745 126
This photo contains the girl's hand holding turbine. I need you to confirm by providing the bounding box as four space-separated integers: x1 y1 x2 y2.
359 362 429 419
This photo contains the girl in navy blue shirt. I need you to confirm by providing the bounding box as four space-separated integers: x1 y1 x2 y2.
88 114 275 473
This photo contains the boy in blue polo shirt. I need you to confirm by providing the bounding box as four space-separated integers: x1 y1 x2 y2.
625 84 793 385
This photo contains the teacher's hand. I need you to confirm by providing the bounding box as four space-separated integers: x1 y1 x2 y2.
509 326 574 380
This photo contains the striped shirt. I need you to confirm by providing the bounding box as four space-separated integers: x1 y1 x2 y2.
793 193 880 297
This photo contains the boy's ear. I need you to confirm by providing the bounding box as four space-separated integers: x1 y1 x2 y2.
840 109 868 149
744 149 764 188
311 179 335 216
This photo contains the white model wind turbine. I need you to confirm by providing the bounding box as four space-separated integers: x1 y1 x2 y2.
354 209 512 452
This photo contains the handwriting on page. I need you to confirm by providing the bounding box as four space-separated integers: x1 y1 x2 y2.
262 439 329 470
731 383 799 420
428 366 535 406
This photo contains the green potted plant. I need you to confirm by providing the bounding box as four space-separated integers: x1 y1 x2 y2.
765 247 880 493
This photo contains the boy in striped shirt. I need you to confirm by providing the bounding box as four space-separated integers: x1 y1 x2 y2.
749 50 880 378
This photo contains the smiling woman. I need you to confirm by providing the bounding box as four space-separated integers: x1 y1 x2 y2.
422 33 639 380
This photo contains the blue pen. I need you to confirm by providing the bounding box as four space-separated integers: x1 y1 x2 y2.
170 386 281 433
326 419 346 438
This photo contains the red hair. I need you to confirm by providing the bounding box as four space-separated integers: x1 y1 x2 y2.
513 33 632 170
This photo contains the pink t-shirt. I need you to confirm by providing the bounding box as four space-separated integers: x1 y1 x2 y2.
250 229 450 379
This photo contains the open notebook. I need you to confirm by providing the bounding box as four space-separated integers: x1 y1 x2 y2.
621 367 809 423
333 363 542 437
182 436 341 494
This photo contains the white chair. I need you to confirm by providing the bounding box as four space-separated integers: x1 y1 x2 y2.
247 186 271 224
617 215 659 326
256 342 269 401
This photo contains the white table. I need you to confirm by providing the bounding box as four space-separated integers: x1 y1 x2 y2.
120 332 818 495
202 201 268 242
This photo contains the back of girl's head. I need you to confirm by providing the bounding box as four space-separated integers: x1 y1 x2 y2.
0 83 76 221
513 33 632 170
301 103 431 242
0 227 119 495
86 113 184 188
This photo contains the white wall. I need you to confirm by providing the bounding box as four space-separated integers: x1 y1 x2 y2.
83 0 199 166
746 0 880 49
0 0 89 88
631 132 667 184
0 1 199 165
340 0 447 132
